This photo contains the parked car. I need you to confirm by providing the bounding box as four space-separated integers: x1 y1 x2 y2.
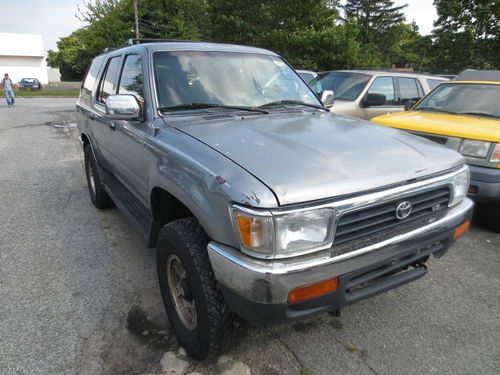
308 70 448 120
76 40 472 360
296 69 317 83
18 78 42 91
371 70 499 232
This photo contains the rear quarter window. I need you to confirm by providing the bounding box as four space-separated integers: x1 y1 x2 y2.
427 79 446 90
82 56 105 97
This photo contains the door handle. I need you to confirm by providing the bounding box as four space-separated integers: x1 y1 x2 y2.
108 120 116 130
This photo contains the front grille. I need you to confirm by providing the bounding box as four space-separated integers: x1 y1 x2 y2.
412 132 448 145
333 187 450 246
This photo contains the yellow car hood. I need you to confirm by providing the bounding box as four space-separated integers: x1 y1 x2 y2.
372 111 500 143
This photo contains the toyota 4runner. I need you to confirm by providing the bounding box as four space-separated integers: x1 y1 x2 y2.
76 40 473 360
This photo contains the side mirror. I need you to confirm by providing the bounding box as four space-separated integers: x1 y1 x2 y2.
105 94 141 120
321 90 335 107
362 93 386 107
404 100 416 111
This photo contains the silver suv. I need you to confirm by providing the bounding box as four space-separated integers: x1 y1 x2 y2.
309 70 448 120
76 41 472 360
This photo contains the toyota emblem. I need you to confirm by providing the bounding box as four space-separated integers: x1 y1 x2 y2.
395 201 412 220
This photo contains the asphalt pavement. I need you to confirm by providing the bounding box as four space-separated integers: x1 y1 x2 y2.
0 98 499 375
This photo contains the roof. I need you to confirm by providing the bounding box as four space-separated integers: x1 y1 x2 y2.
103 41 278 57
0 33 45 57
453 69 500 82
320 70 449 80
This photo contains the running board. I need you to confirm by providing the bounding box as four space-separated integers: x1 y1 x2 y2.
103 179 152 242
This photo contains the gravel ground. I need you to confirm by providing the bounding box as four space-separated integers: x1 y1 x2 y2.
0 98 499 375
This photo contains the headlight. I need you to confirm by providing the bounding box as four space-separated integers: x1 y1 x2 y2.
274 209 335 255
459 139 491 158
231 206 335 258
490 143 500 163
449 167 470 207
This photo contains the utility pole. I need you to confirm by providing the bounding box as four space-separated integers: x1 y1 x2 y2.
134 0 140 39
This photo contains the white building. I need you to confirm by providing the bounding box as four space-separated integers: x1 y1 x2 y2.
0 33 49 84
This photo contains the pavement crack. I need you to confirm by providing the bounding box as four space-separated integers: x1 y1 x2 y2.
0 123 44 133
330 334 379 375
263 327 305 371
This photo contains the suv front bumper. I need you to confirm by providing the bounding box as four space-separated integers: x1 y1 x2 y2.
467 165 500 203
207 198 473 324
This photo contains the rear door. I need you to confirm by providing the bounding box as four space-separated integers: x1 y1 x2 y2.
396 77 424 106
92 55 122 169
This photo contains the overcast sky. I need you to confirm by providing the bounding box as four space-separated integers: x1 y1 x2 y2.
0 0 438 52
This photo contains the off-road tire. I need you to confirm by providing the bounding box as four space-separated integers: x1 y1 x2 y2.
84 144 113 209
157 217 233 360
476 203 500 233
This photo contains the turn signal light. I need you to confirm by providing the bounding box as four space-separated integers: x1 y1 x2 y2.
287 277 338 303
453 220 470 240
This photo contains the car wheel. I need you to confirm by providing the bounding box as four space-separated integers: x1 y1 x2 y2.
157 217 233 360
476 203 500 233
84 144 113 209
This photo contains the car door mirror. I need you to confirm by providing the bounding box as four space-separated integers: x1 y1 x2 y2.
321 90 335 108
362 93 386 107
105 94 141 120
404 100 416 111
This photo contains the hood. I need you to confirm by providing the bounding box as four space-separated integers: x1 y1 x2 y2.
165 110 463 206
372 111 500 143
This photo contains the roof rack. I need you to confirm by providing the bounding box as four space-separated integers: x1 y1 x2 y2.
126 38 197 45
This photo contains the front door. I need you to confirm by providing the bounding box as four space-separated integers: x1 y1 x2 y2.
358 76 400 120
105 53 149 204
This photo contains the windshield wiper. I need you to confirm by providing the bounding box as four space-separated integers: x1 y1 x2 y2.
158 103 269 114
258 100 325 110
416 107 457 115
457 111 500 119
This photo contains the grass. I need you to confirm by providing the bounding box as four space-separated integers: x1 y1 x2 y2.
11 89 79 97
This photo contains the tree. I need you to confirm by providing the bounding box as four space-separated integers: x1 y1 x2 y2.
343 0 407 45
431 0 499 71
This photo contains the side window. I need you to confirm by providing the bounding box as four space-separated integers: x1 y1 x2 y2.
427 79 444 91
118 54 144 101
367 77 395 105
81 56 104 97
398 77 421 105
97 56 120 104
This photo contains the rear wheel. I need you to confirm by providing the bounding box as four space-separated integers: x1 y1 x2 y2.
84 144 113 209
157 217 233 360
476 203 500 233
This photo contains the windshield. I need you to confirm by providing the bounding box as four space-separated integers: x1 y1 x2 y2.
153 51 320 110
309 72 371 101
21 79 37 83
415 83 500 119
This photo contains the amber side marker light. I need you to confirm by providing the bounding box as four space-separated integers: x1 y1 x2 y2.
453 220 470 240
288 277 338 304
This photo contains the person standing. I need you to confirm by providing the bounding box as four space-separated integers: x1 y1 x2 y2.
1 73 15 107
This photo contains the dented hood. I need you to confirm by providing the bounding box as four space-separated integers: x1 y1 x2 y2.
165 111 464 206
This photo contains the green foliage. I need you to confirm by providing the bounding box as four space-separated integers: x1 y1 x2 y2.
431 0 499 71
51 0 499 79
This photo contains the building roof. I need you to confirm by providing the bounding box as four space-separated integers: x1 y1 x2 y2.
454 69 500 82
0 33 45 57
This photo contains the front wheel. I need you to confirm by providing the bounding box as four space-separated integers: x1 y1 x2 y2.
157 218 233 360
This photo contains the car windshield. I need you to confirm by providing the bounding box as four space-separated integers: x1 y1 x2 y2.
22 79 37 83
153 51 320 111
308 72 372 101
415 83 500 119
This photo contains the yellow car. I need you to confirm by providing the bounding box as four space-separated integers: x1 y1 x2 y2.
371 70 500 232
